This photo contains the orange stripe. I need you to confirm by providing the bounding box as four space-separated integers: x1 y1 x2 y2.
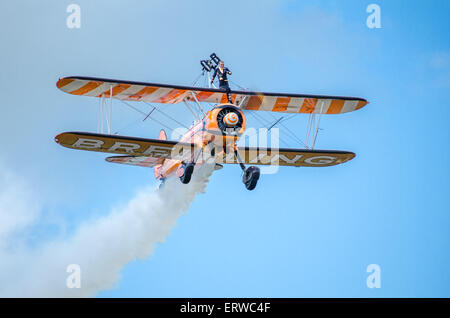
131 86 159 100
153 89 185 103
220 93 228 103
272 97 290 112
245 95 263 110
162 161 182 178
153 89 176 103
299 98 317 113
196 91 215 102
326 100 345 114
114 157 129 164
70 81 102 95
102 84 132 97
168 89 189 103
355 100 368 110
113 84 132 96
56 78 74 89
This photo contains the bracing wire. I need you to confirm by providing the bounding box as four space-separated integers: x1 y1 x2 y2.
266 111 309 149
230 80 247 91
143 102 190 129
243 111 291 147
118 99 174 133
113 118 142 135
191 72 204 87
230 77 313 149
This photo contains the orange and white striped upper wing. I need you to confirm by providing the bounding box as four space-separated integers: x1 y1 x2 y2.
56 77 192 104
236 94 368 114
56 76 368 114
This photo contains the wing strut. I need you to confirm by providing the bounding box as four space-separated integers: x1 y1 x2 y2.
305 101 324 149
97 87 114 134
189 91 205 115
183 100 200 120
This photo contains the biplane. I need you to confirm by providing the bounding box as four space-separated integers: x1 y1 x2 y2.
55 53 368 190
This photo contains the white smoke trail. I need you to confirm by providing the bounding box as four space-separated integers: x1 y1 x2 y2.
0 162 215 297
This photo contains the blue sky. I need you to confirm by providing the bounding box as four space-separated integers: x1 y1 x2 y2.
0 0 449 297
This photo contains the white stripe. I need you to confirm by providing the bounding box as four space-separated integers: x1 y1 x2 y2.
340 100 358 113
233 94 245 106
126 156 156 165
203 93 223 103
260 96 278 111
113 85 146 99
129 157 145 163
286 97 305 113
168 90 190 104
238 94 252 107
61 80 89 93
83 83 117 97
313 99 331 114
143 88 172 102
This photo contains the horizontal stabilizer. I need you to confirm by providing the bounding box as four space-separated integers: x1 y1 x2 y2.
106 156 162 168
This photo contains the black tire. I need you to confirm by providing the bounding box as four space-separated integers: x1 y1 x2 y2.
242 166 260 191
180 163 195 184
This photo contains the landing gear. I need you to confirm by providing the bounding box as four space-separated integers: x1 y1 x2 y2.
242 166 260 191
178 147 203 185
179 162 195 184
234 149 260 191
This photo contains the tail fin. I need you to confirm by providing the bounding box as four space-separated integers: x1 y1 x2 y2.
154 129 167 180
158 129 167 141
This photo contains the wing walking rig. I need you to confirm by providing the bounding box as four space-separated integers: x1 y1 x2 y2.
55 53 368 190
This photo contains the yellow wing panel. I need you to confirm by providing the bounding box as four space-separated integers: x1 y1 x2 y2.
56 76 368 114
216 147 355 167
56 132 355 167
55 132 193 159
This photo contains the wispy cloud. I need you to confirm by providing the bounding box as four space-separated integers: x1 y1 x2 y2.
0 164 41 248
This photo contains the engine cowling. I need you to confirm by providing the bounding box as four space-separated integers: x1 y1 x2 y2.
202 104 246 149
211 105 245 136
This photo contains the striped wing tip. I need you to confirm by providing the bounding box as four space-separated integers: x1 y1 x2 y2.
56 77 75 90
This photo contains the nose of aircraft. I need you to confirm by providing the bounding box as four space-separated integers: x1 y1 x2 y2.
223 112 239 126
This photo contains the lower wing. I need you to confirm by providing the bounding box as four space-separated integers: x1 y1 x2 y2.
55 132 355 168
218 147 355 167
105 155 162 167
55 131 193 159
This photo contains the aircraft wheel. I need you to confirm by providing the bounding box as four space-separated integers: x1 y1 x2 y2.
158 178 166 190
180 163 195 184
242 166 260 191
